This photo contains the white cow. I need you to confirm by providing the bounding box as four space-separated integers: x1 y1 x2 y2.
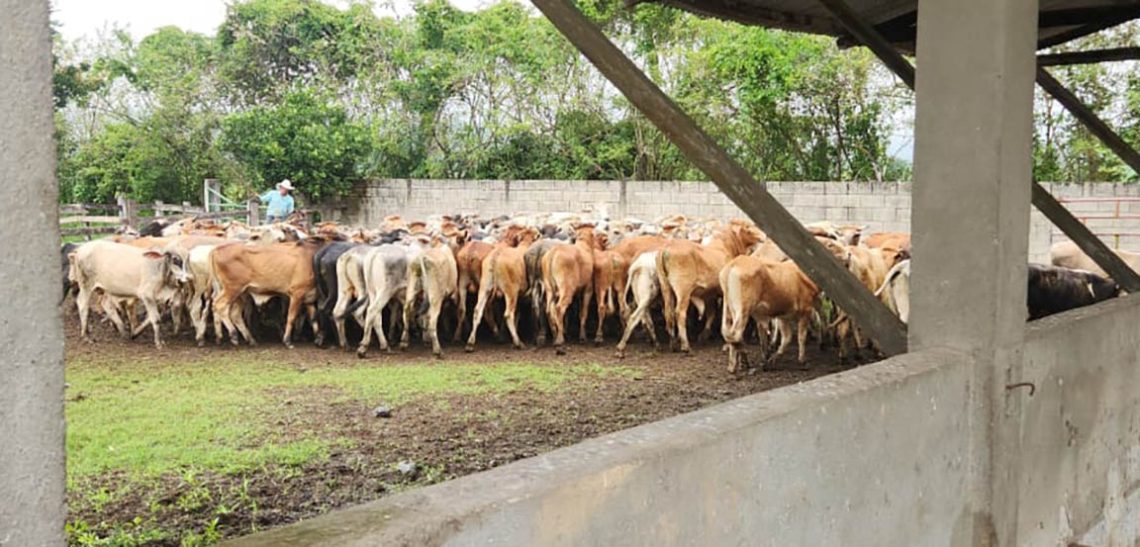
69 240 191 349
615 251 661 358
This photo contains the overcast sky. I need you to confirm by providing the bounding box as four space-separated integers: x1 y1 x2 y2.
51 0 490 41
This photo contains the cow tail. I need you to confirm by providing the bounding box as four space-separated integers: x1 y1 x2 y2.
339 257 368 320
313 251 327 311
415 256 430 318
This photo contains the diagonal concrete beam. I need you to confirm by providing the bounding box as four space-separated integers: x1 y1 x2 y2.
821 0 1140 291
530 0 909 355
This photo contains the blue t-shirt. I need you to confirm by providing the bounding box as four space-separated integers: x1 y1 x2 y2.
260 190 295 219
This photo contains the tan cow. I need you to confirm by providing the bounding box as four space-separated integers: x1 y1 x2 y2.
542 224 598 354
1050 240 1140 278
832 244 895 360
591 235 630 344
211 240 323 348
401 235 459 357
656 221 763 352
720 256 820 372
69 240 190 349
465 227 541 351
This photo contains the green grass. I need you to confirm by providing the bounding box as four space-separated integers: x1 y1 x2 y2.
66 353 624 480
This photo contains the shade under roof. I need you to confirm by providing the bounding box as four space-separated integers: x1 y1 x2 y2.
634 0 1140 51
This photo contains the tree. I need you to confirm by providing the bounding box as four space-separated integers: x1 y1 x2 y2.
219 89 370 201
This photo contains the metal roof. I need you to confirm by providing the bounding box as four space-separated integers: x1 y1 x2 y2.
633 0 1140 51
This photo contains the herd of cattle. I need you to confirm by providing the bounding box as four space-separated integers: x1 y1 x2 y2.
60 211 1125 372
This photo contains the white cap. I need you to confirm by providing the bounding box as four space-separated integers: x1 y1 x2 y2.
277 179 295 191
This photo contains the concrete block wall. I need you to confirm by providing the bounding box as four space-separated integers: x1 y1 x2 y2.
328 180 1140 263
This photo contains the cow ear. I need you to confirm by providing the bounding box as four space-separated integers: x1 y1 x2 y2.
143 251 163 260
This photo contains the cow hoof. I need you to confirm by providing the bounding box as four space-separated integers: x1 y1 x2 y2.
555 346 566 356
593 338 604 347
464 344 476 353
433 352 444 360
615 350 626 360
356 347 367 358
285 343 295 350
196 340 205 348
399 343 410 351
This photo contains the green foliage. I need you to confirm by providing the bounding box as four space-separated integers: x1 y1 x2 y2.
220 89 370 200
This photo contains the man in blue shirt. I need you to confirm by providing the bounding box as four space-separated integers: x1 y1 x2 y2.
260 179 296 223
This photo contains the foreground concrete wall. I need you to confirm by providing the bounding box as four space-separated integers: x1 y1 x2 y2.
0 1 66 545
1018 296 1140 545
329 179 1139 263
225 350 976 547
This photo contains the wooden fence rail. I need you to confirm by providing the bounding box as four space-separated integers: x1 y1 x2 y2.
59 198 263 240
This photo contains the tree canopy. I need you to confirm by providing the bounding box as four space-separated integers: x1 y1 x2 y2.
52 0 1139 205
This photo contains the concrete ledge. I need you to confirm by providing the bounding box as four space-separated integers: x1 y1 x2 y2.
224 349 975 547
1020 293 1140 544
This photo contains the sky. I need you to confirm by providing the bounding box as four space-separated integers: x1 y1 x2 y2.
51 0 489 42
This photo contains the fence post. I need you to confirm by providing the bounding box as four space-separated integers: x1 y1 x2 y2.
204 179 220 213
117 196 137 230
247 199 260 227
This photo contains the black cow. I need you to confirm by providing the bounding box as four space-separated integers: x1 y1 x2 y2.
1027 263 1120 320
61 242 80 303
312 241 359 345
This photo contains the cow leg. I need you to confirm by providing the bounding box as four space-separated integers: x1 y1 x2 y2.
331 288 353 350
503 288 525 350
594 284 608 345
532 285 549 346
454 282 468 343
170 291 186 336
615 298 647 358
282 294 302 348
577 287 592 343
659 279 677 350
465 278 494 352
230 298 256 346
76 287 94 342
388 298 403 348
356 293 383 357
307 302 320 346
673 290 694 353
769 318 795 366
189 291 208 347
796 315 810 368
141 297 165 350
836 317 851 363
426 292 445 358
399 290 416 352
101 297 129 338
551 288 576 355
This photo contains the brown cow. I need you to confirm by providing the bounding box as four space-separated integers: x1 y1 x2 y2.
542 224 598 354
720 256 820 372
591 234 630 344
454 225 528 342
656 221 763 352
211 239 323 348
611 234 666 263
465 227 541 351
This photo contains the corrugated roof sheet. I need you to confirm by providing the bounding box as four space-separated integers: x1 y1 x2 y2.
634 0 1140 51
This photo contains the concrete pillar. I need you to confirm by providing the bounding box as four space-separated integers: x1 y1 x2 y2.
0 1 66 546
911 0 1038 545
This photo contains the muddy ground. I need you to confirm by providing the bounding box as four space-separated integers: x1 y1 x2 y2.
64 306 873 545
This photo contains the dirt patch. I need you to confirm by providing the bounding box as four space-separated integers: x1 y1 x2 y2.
64 306 873 545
